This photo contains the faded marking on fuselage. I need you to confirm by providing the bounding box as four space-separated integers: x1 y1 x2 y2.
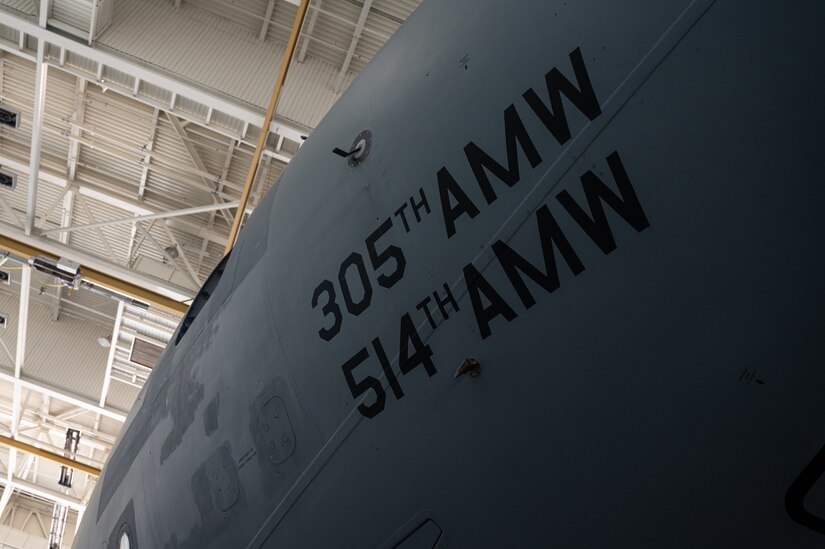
246 2 718 544
203 393 220 437
160 357 206 464
162 443 246 549
96 318 218 521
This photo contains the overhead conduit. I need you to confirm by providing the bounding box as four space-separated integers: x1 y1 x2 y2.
0 234 189 315
224 0 311 255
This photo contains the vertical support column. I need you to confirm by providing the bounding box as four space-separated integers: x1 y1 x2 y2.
1 264 31 520
26 0 51 235
0 450 16 521
166 113 233 226
333 0 373 92
52 190 73 321
99 300 124 409
297 0 322 63
88 0 99 45
12 266 31 437
138 108 159 200
67 79 87 182
259 0 276 41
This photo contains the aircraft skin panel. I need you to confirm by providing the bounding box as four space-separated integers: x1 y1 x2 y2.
74 0 825 547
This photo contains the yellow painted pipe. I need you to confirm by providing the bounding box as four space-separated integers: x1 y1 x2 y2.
0 434 101 477
224 0 311 256
0 234 189 315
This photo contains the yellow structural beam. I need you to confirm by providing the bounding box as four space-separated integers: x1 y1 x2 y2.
224 0 310 255
0 234 189 315
0 434 101 477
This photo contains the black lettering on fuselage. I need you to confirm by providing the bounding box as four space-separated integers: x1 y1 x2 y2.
463 263 518 340
467 151 649 341
438 167 480 239
492 205 585 309
556 151 650 254
399 313 437 376
464 105 543 205
438 47 602 239
523 47 602 146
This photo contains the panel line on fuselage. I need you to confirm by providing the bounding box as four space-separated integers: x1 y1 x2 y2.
246 0 716 545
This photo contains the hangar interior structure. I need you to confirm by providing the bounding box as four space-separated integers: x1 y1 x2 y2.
0 0 418 545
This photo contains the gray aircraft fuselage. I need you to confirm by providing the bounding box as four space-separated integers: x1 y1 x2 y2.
75 0 825 547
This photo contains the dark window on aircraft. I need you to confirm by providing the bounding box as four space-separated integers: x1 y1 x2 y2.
175 251 231 345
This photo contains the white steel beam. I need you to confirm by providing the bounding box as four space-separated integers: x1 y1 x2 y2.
166 113 234 227
0 154 151 214
4 409 116 451
67 78 87 181
0 450 15 520
0 370 127 422
52 190 74 321
18 453 35 483
124 213 139 268
163 223 202 287
126 219 150 269
207 139 236 234
1 264 32 520
99 301 124 408
260 0 277 41
137 224 199 289
0 193 23 228
0 153 233 248
0 41 36 63
0 219 194 302
53 408 86 422
52 283 62 322
138 108 160 200
22 0 52 236
2 9 309 144
38 1 49 32
88 0 99 45
62 191 75 239
304 2 390 41
12 266 31 437
33 185 70 232
333 0 373 92
40 200 239 236
25 40 48 235
76 194 119 264
2 477 84 511
297 0 322 63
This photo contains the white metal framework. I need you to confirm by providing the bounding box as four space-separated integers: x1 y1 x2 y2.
0 0 420 544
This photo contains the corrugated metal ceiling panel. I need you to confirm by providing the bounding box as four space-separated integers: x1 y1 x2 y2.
0 55 36 148
0 0 36 17
0 284 111 403
187 0 278 39
63 192 135 266
51 0 93 34
278 54 353 128
98 0 282 109
104 378 139 411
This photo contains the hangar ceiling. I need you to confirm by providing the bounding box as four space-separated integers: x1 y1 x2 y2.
0 0 420 545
